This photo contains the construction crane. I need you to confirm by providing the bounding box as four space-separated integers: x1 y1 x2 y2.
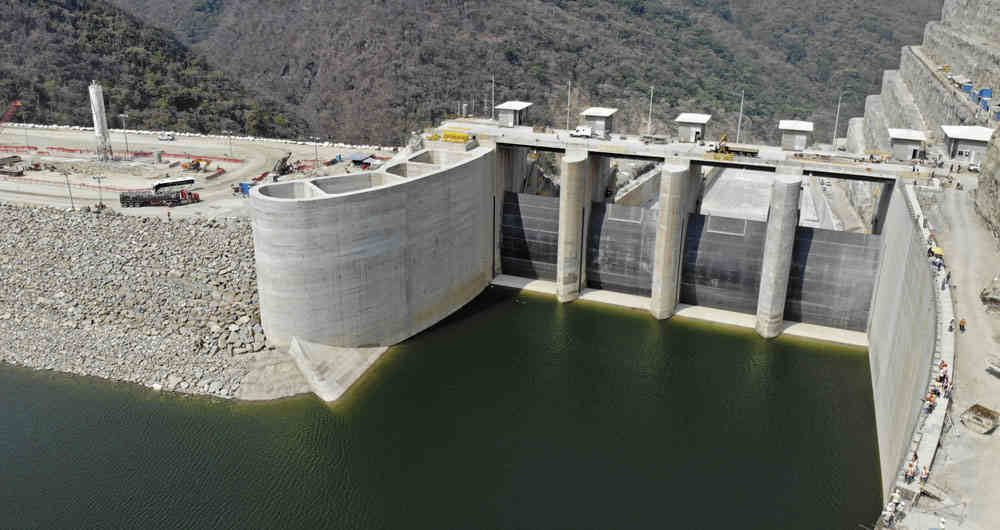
0 100 23 136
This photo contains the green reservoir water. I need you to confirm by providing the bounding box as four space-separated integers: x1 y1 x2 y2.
1 287 881 529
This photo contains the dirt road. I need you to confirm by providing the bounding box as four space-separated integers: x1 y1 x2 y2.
910 176 1000 529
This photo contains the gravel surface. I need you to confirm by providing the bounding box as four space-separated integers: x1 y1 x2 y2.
0 202 268 398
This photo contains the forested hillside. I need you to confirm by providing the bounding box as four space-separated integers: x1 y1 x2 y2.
107 0 942 144
0 0 306 138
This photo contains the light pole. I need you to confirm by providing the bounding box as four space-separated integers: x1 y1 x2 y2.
736 89 745 144
118 113 129 160
62 172 75 210
223 129 233 157
91 175 105 209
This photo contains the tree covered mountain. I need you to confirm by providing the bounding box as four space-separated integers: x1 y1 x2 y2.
0 0 306 138
47 0 946 145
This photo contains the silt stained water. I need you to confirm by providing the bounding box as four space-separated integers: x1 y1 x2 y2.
0 286 881 528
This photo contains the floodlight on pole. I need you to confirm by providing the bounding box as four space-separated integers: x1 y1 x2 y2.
62 172 75 210
118 113 129 160
91 175 106 209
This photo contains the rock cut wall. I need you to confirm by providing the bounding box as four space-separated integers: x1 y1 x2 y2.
975 130 1000 234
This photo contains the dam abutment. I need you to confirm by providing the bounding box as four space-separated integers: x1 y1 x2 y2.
866 183 937 499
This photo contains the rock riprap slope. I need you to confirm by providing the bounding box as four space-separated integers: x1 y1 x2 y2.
0 204 267 398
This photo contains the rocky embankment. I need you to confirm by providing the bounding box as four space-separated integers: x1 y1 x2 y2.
974 130 1000 236
0 203 269 398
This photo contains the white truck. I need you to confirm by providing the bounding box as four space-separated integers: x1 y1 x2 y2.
157 133 175 141
570 126 596 139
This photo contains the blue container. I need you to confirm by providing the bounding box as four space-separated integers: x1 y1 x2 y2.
239 182 251 196
982 97 992 111
963 83 974 93
980 88 993 99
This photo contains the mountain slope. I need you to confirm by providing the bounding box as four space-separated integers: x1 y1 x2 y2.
107 0 941 144
0 0 306 138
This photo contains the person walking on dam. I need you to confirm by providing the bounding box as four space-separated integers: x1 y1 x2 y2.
959 318 967 332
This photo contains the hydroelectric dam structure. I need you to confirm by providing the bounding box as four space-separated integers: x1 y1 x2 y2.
250 126 937 501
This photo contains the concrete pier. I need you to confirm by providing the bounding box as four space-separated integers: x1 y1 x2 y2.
872 179 895 234
755 170 803 338
556 150 597 302
650 161 696 319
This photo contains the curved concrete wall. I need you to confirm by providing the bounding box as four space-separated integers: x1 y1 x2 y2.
250 147 496 347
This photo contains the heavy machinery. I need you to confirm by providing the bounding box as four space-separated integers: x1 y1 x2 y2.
181 158 211 172
0 100 23 137
272 152 293 176
711 135 760 158
0 154 24 176
119 189 200 207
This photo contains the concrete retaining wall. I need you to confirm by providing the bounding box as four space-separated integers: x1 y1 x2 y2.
899 47 980 142
250 147 496 348
866 185 937 499
846 117 866 155
879 70 927 132
501 192 559 280
585 202 657 296
864 95 890 152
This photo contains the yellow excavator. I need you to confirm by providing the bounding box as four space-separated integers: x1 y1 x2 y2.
708 135 760 159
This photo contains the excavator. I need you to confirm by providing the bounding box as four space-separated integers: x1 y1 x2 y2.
708 135 759 159
272 152 293 176
182 158 212 172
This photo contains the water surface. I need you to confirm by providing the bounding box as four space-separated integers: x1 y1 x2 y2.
1 287 880 528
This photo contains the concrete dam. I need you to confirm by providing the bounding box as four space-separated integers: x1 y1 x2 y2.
250 130 935 501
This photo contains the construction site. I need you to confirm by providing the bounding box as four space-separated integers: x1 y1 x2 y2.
1 1 999 528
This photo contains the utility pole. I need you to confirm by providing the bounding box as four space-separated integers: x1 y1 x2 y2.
91 175 105 209
736 89 745 144
832 89 843 146
118 113 129 160
647 86 654 136
566 80 572 131
223 129 233 157
491 74 495 120
62 172 75 210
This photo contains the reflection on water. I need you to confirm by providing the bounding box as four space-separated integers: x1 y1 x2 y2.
0 287 880 529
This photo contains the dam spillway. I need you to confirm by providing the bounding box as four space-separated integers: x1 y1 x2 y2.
250 128 937 502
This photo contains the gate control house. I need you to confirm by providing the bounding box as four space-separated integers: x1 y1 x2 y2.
675 113 711 143
580 107 618 138
779 120 814 151
941 125 995 163
495 101 533 128
888 129 927 160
